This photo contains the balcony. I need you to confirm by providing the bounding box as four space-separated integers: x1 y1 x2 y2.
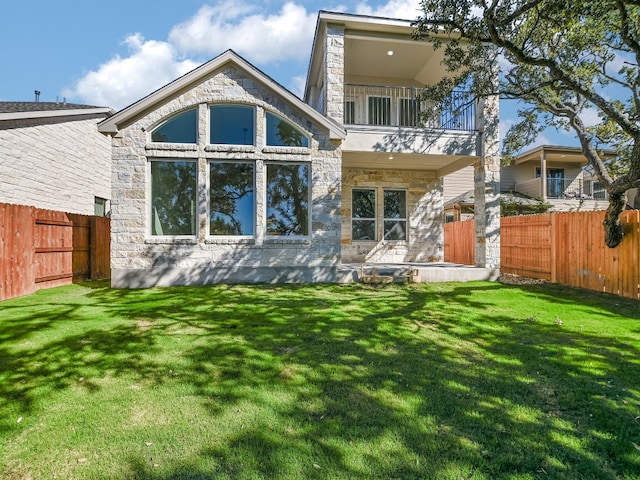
344 84 475 131
515 177 609 201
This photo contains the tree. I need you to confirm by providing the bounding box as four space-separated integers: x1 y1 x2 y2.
413 0 640 247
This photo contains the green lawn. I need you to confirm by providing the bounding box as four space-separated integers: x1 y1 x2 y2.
1 281 639 479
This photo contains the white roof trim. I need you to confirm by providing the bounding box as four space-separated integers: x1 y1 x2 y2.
98 50 345 141
0 107 114 121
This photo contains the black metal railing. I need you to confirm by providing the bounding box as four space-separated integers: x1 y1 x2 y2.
343 84 475 131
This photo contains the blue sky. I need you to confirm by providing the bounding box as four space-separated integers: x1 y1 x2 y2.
0 0 574 146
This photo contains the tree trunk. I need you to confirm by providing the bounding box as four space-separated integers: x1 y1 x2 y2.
604 191 626 248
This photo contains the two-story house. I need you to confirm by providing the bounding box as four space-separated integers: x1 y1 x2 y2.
444 145 615 221
99 11 500 287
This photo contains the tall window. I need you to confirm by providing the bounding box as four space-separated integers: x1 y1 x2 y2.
266 163 309 236
150 160 197 236
368 97 391 126
210 162 255 236
384 190 407 240
352 189 376 241
151 109 197 143
344 100 355 124
210 105 254 145
266 112 309 147
399 98 421 127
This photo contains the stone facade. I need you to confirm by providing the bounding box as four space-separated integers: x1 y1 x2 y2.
110 65 343 287
0 113 111 215
341 168 443 263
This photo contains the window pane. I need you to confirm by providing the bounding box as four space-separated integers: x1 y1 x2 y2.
384 220 407 240
353 220 376 241
151 109 197 143
352 189 376 241
266 112 309 147
210 105 254 145
384 191 406 240
210 163 254 235
150 161 197 236
352 189 376 219
384 190 406 219
368 96 391 125
266 164 309 236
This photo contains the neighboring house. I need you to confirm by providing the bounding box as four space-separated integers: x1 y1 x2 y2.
0 101 114 215
99 11 500 287
445 145 616 220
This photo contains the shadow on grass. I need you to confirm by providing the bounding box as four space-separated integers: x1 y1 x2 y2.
1 281 640 479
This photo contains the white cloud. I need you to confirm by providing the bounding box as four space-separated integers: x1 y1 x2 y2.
64 34 198 109
290 75 307 98
168 1 316 63
355 0 422 20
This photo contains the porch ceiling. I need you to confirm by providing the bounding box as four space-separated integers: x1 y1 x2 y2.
342 151 476 175
344 33 448 86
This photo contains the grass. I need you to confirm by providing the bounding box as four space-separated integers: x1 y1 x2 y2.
1 280 640 479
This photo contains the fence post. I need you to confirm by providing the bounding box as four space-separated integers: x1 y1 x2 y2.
550 213 557 283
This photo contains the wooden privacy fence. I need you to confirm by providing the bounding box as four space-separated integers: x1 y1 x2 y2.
444 211 640 299
0 203 110 301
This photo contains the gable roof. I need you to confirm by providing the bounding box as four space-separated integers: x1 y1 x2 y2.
98 49 346 141
0 102 113 121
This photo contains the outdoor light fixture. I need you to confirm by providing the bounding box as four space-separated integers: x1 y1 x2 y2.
387 50 394 56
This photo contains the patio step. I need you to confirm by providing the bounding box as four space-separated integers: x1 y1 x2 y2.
359 264 421 284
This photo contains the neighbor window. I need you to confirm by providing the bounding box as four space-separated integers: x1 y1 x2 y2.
210 162 255 236
210 105 254 145
266 112 309 147
383 190 407 240
94 197 108 217
266 163 309 236
151 108 197 143
368 96 391 126
352 189 376 241
150 160 197 236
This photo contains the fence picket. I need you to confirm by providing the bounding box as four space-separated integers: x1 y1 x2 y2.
445 210 640 300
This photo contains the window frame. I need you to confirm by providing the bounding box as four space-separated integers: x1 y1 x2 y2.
383 189 408 241
148 158 198 238
208 160 256 238
351 188 377 242
264 162 311 238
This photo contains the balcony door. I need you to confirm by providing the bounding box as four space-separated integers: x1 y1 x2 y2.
536 168 565 199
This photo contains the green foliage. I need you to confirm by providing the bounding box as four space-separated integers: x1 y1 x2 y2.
1 281 639 479
414 0 640 246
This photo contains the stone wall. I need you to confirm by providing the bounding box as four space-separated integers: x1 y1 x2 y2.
110 65 343 287
0 114 111 215
341 168 443 263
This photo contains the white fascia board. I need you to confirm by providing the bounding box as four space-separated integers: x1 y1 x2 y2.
0 107 114 122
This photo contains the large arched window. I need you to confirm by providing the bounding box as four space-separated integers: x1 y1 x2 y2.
210 105 255 145
151 108 197 143
266 112 309 147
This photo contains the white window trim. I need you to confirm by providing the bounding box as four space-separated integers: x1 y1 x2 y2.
383 188 408 242
351 188 377 242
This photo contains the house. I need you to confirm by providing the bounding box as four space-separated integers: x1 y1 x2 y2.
0 100 113 215
444 145 616 220
99 11 500 287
